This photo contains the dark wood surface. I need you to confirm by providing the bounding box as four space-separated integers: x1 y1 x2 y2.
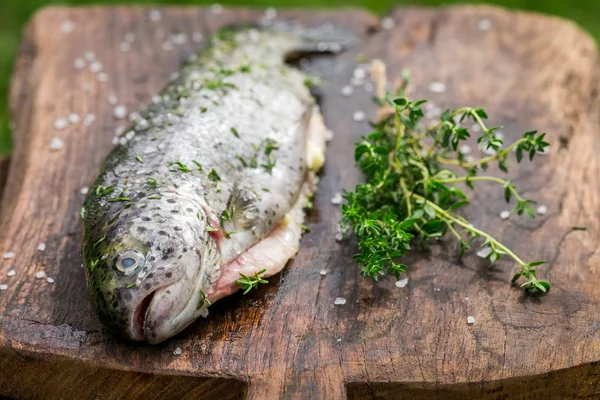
2 5 600 399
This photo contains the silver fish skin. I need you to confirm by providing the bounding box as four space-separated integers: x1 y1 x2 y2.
82 26 335 343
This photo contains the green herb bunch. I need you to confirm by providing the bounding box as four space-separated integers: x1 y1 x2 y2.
341 66 550 294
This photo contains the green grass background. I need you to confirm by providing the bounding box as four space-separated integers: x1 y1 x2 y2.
1 0 599 155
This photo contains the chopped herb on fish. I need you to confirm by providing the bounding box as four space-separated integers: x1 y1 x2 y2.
197 289 211 309
136 155 143 163
200 106 208 113
148 194 161 199
237 269 269 295
93 237 106 248
192 160 204 172
208 169 221 182
108 196 131 202
89 259 99 271
147 178 159 188
95 185 114 196
231 127 240 138
126 283 137 289
169 160 192 173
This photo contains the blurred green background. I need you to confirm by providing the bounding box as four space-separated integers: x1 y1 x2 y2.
1 0 599 155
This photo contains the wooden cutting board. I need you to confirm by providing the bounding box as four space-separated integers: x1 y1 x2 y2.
2 5 600 399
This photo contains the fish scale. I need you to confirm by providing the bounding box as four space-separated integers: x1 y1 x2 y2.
82 25 348 343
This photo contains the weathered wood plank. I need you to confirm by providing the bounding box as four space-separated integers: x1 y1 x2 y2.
2 4 600 399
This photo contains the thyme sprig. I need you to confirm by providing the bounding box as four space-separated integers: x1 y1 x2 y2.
236 269 268 294
341 62 550 294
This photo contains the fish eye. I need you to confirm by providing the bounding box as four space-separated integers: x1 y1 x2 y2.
115 250 145 275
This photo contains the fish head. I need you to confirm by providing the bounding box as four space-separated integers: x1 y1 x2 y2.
83 195 220 343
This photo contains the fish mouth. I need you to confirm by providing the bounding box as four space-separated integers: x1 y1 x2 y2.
132 290 156 341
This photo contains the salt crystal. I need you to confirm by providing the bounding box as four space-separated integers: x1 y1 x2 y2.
210 3 223 14
353 68 366 80
537 205 548 215
119 42 131 52
340 85 353 96
136 118 150 130
173 347 182 355
114 105 127 120
119 137 128 146
264 7 277 19
200 307 209 318
49 137 65 151
192 32 204 43
45 277 54 284
152 95 162 104
500 210 510 220
335 231 344 241
325 129 334 142
84 51 96 62
61 20 75 34
464 297 470 301
382 17 395 30
108 95 118 106
0 284 7 291
459 145 472 155
37 242 46 252
477 246 492 258
68 113 80 124
97 73 109 82
478 19 492 31
163 41 174 51
482 146 496 156
128 112 140 121
172 33 188 45
428 82 446 93
317 42 328 52
89 61 103 73
464 155 475 163
83 114 96 126
495 131 504 140
330 192 343 205
115 125 126 136
395 278 409 288
74 58 86 69
81 83 92 93
353 111 366 122
319 270 327 276
36 271 46 279
336 338 342 342
125 32 136 43
471 123 481 133
54 118 69 130
467 316 475 325
149 9 162 22
80 186 89 195
7 270 15 277
112 137 119 145
125 131 136 140
334 297 346 305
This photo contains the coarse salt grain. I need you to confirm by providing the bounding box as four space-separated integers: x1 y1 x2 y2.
49 137 65 151
68 113 80 124
353 111 366 122
54 118 69 130
330 192 343 205
74 58 86 69
172 33 188 45
83 114 96 126
173 347 182 355
119 42 131 52
84 51 96 62
125 32 136 43
428 82 446 93
325 129 334 142
36 271 46 279
334 297 346 305
80 186 89 195
114 105 127 120
89 61 103 73
125 131 136 140
7 270 15 277
382 17 395 30
47 277 55 284
459 145 472 155
211 3 223 14
97 73 109 82
537 205 548 215
353 68 366 80
149 9 162 22
192 32 204 43
37 242 46 252
264 7 277 19
341 85 353 96
319 270 327 276
478 19 492 31
395 278 409 288
136 118 150 130
81 83 92 93
477 247 492 258
471 123 481 133
467 316 475 325
108 95 118 106
119 137 128 146
0 284 7 291
500 210 511 220
335 231 344 241
61 21 75 33
163 41 174 51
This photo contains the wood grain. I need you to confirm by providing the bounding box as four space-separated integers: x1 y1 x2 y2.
2 5 600 399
